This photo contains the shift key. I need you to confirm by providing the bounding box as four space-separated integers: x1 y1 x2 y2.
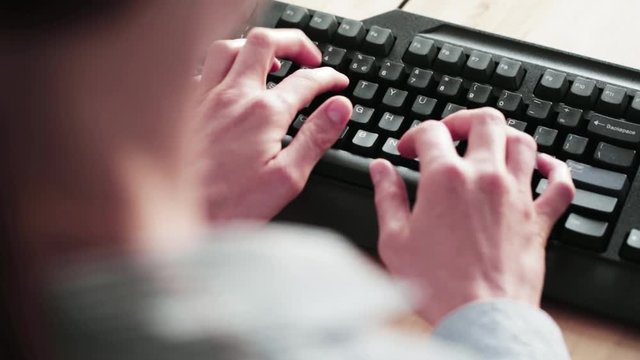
566 160 628 196
587 113 640 144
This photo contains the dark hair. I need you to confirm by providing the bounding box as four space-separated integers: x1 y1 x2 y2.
0 1 130 31
1 3 133 358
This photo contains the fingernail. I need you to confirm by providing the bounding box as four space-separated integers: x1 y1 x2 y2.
326 100 347 125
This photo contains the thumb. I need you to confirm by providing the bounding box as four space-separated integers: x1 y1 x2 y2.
370 159 411 242
274 96 351 180
535 154 575 230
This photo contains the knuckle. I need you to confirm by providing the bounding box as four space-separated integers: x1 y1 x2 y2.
290 28 307 39
291 68 318 84
432 161 467 183
270 162 305 197
414 120 444 138
511 131 537 152
476 169 509 194
286 28 309 46
478 107 506 124
246 28 273 49
251 95 279 114
209 40 235 57
554 178 576 204
215 88 242 108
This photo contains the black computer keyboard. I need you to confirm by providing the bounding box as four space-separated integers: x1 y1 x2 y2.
262 1 640 324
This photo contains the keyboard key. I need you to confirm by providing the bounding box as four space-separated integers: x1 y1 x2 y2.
535 69 569 101
278 5 311 29
363 25 394 56
352 129 380 154
533 126 558 152
349 53 376 77
378 112 405 131
620 229 640 262
566 159 628 196
464 50 494 82
437 75 463 98
496 90 523 113
382 137 401 156
493 58 525 90
291 114 307 131
587 113 640 144
334 19 366 48
434 44 466 75
562 213 609 251
527 98 553 121
506 118 527 132
562 134 588 157
557 105 583 129
307 12 338 42
378 60 405 83
627 92 640 122
407 68 433 91
441 103 466 118
335 125 350 145
412 95 437 117
594 142 636 169
266 81 278 90
269 59 293 79
566 77 598 108
382 87 408 110
353 80 379 103
350 105 374 124
536 179 618 216
322 45 347 67
403 36 437 67
596 84 628 117
467 83 493 107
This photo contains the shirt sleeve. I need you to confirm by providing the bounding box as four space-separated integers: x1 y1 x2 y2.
426 300 571 359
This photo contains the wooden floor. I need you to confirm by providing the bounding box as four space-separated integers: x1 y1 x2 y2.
285 1 640 358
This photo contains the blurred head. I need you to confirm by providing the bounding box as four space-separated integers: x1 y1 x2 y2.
1 0 262 171
0 0 267 241
0 0 266 356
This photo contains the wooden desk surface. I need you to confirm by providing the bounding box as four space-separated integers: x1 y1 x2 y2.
285 1 640 358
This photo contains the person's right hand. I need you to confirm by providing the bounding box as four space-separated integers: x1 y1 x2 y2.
369 108 575 325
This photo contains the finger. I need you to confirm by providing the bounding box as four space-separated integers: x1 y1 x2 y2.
201 39 281 91
505 129 538 184
534 154 576 229
370 159 411 241
272 67 349 121
398 120 458 170
227 28 321 85
272 96 352 181
441 107 507 164
200 39 246 89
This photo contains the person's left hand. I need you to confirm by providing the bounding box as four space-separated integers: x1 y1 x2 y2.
196 28 352 222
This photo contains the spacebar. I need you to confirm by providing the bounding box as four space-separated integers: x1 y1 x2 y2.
566 160 628 196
